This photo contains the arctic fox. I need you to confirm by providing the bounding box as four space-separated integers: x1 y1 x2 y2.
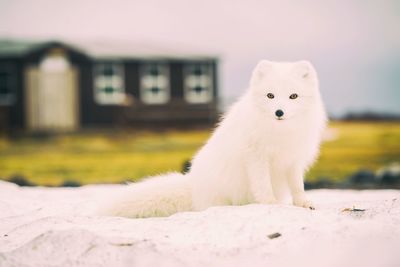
100 60 327 218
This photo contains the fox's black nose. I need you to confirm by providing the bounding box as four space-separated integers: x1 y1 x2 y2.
275 109 284 118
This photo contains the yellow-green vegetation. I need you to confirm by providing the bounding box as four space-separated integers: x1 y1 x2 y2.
307 121 400 182
0 121 399 186
0 130 209 186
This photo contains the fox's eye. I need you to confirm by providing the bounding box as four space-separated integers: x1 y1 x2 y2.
289 93 298 99
267 93 274 99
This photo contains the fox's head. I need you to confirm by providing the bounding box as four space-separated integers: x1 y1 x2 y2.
249 60 321 121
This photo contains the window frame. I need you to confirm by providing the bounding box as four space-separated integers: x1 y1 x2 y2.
0 63 17 106
183 62 214 104
93 62 126 105
139 62 170 105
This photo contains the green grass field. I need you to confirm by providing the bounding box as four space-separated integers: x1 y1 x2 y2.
0 121 399 186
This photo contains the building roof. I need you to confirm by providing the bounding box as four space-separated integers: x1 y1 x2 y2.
0 39 44 57
0 38 219 60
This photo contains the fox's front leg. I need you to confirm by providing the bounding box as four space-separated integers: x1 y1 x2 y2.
287 166 315 209
246 159 277 204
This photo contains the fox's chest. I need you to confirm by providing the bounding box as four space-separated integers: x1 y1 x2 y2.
249 123 317 162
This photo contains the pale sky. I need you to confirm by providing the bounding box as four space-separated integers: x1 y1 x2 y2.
1 0 399 116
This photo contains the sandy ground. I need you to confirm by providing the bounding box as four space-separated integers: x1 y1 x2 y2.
0 180 399 267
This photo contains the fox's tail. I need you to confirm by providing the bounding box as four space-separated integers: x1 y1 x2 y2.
98 172 192 218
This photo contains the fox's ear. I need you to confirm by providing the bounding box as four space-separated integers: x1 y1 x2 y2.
250 60 272 85
294 60 316 80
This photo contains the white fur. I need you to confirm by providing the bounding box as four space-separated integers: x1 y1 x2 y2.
99 172 192 218
100 60 327 218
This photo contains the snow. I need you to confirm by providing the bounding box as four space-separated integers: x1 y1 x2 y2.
0 180 399 267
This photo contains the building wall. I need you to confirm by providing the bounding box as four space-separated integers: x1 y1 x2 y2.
81 59 218 127
169 61 184 98
0 42 219 130
0 58 25 129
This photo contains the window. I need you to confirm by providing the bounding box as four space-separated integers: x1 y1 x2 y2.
184 63 213 104
0 64 16 106
140 63 170 104
94 62 126 105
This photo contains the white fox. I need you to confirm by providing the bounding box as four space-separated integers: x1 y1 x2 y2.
100 60 327 218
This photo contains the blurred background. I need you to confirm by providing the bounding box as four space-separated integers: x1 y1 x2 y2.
0 0 399 188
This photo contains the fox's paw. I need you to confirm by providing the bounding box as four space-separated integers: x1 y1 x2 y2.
293 197 315 210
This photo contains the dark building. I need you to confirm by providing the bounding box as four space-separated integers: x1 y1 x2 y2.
0 39 219 131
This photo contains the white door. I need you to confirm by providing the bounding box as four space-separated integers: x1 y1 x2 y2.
26 51 79 131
